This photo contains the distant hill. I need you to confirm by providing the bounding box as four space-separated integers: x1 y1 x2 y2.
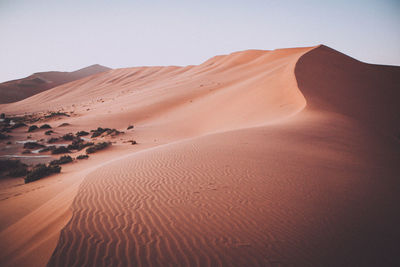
0 64 111 104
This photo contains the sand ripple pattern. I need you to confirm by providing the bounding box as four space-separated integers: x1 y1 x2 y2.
47 123 400 267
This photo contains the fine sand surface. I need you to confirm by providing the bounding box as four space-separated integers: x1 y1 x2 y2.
0 45 399 266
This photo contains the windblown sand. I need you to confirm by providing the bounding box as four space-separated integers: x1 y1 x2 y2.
0 45 399 266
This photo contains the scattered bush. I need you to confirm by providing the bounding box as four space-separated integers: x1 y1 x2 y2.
130 140 137 145
8 165 28 177
48 137 59 143
45 112 70 118
11 122 27 129
0 159 27 176
62 133 74 141
86 142 111 154
25 164 61 183
22 149 31 154
39 146 55 153
6 141 12 145
90 127 123 138
40 124 52 129
0 133 11 140
58 123 70 127
23 142 45 149
45 130 54 135
127 125 134 130
28 125 38 132
77 154 89 160
76 131 89 137
50 155 73 165
67 139 94 151
0 113 4 119
51 146 70 154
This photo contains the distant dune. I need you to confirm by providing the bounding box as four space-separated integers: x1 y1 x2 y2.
0 64 111 104
0 45 399 267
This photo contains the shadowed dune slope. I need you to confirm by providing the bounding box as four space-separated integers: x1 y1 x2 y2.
295 45 400 136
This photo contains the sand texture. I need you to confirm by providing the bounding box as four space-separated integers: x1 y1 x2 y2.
0 45 399 266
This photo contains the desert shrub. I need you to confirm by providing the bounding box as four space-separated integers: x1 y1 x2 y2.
23 142 45 149
0 159 27 173
130 140 137 145
11 122 27 129
48 137 59 143
0 113 4 119
62 133 74 141
127 125 134 130
28 125 38 132
45 130 54 135
77 154 89 160
0 133 11 140
8 165 28 177
76 131 89 137
45 112 70 118
39 146 55 153
25 164 61 183
6 141 11 145
90 127 122 138
86 142 111 154
50 155 73 165
58 123 70 127
51 146 70 154
22 150 31 154
40 124 51 129
67 139 94 151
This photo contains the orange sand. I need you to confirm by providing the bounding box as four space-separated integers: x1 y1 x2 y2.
0 45 399 266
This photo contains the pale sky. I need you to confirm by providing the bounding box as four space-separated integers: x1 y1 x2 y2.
0 0 399 82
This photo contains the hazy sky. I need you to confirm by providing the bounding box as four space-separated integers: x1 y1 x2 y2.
0 0 399 82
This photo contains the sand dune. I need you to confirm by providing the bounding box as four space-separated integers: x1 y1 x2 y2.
1 45 399 266
0 64 110 104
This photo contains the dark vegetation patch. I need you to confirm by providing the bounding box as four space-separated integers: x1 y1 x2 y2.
40 124 51 129
0 133 11 140
39 146 55 153
77 154 89 160
28 125 38 132
76 131 89 137
51 146 70 154
50 155 73 165
127 125 134 130
48 137 59 144
23 142 45 149
25 164 61 183
58 123 70 127
67 138 94 151
86 142 111 154
90 127 123 138
45 130 54 135
22 150 31 154
0 159 28 178
11 122 27 129
62 133 74 141
44 112 70 118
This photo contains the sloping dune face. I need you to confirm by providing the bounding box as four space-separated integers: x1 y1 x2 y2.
2 46 400 267
2 47 309 135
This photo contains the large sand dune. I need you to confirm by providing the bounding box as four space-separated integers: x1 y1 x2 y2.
0 45 399 266
0 64 110 104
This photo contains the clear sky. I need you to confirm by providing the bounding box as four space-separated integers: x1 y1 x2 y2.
0 0 399 82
